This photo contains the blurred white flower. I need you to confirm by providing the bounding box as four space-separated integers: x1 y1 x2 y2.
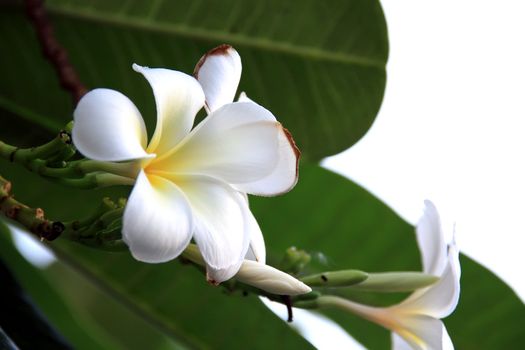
318 200 460 350
72 45 299 283
11 225 56 269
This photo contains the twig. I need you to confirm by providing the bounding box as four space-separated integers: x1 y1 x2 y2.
0 176 64 241
24 0 87 105
280 295 294 322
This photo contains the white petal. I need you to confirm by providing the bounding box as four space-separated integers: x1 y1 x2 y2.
122 171 193 263
392 315 444 350
233 93 300 196
152 102 281 186
416 200 447 275
72 88 149 161
400 242 461 318
237 91 252 103
239 193 266 264
133 64 205 155
235 124 299 196
392 333 413 350
442 324 455 350
170 174 251 283
245 209 266 264
322 297 443 350
392 325 455 350
236 260 311 295
194 45 242 113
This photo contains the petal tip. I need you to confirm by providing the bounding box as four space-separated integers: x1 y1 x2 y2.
208 44 235 56
238 91 249 102
193 44 237 78
132 63 151 73
301 284 313 294
206 275 221 286
280 125 301 164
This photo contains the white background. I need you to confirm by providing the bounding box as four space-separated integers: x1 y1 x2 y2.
325 0 525 302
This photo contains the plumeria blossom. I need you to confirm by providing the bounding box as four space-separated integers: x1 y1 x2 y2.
318 200 460 350
72 45 300 283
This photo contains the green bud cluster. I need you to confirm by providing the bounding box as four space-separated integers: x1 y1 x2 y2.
280 246 311 274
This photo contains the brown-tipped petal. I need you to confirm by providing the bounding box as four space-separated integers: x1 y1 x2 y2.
233 93 300 196
194 44 242 113
232 123 300 197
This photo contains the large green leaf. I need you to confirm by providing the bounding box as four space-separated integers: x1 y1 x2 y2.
0 0 388 160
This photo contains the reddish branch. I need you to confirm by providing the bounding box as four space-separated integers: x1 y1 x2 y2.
24 0 87 105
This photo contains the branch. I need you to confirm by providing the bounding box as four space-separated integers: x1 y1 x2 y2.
24 0 87 105
0 176 64 241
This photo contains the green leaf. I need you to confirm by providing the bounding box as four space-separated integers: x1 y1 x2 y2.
0 0 388 160
249 164 525 349
0 223 186 350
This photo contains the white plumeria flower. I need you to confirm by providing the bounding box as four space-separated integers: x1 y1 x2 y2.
72 45 300 284
318 200 460 350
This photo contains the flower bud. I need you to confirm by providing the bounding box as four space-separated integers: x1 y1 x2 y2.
350 272 439 292
236 260 312 295
300 269 369 287
280 246 311 274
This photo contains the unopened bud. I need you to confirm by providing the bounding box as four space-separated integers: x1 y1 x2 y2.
280 246 311 274
236 260 312 295
300 269 368 287
350 272 439 292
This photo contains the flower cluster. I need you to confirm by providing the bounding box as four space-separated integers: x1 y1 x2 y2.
72 44 461 348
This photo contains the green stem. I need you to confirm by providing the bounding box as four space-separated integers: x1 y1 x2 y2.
50 173 134 189
0 122 137 189
78 160 141 179
68 197 118 230
0 122 74 162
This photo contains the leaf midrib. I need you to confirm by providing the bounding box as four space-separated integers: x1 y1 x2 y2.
47 6 386 68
